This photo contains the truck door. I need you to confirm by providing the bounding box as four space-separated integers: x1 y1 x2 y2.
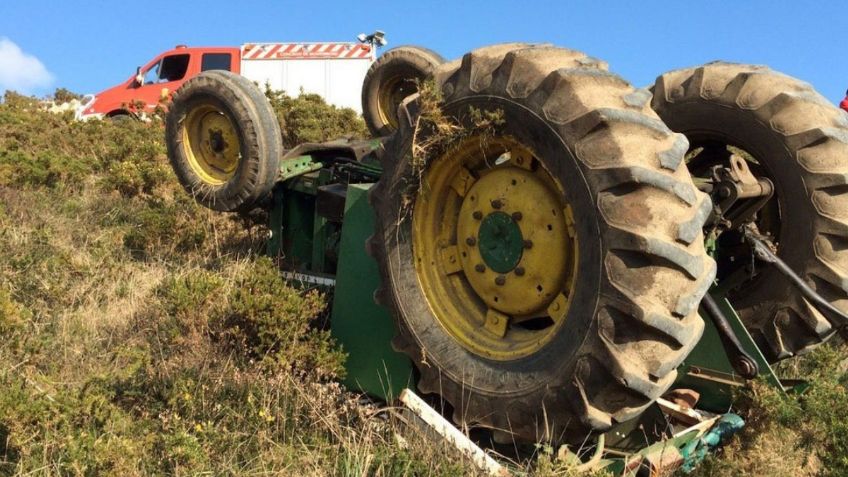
136 53 191 112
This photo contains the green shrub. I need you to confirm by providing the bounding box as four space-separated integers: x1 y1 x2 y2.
264 87 369 147
103 152 171 197
227 259 344 376
2 90 39 110
122 197 208 259
52 88 81 103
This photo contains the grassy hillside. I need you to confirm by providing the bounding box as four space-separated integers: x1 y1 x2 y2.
0 88 847 476
0 91 473 476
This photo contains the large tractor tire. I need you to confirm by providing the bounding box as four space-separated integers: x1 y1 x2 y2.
368 44 715 442
362 46 445 137
652 62 848 361
166 70 282 212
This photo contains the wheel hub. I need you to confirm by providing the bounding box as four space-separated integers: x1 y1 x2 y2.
209 130 226 153
412 137 579 360
477 211 524 273
456 166 571 317
182 105 241 185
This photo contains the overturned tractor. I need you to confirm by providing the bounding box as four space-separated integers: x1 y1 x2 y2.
164 43 848 474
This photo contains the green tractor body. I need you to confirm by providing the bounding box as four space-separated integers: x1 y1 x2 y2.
254 138 789 473
261 144 414 398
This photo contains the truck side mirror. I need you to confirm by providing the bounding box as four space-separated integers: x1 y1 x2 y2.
134 66 144 87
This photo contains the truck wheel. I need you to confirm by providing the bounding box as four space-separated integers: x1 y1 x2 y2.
652 62 848 361
107 112 133 122
166 70 282 212
368 44 715 442
362 46 445 137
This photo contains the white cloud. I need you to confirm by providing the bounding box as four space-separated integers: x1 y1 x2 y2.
0 38 54 96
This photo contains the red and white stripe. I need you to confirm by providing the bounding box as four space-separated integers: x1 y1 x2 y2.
241 43 372 60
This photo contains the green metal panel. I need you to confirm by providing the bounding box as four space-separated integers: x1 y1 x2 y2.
267 186 285 258
283 191 316 270
331 183 414 400
311 214 328 272
279 155 322 181
677 295 782 412
267 182 334 274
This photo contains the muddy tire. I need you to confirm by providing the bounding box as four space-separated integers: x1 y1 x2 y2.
166 70 282 212
652 62 848 361
368 44 715 442
362 46 445 137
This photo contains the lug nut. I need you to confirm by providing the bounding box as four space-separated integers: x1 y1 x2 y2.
514 266 525 276
512 212 522 221
523 240 533 249
495 275 506 286
466 236 477 246
473 211 483 220
475 264 486 273
491 199 503 209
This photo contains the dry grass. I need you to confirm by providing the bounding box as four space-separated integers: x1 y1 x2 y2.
410 80 504 175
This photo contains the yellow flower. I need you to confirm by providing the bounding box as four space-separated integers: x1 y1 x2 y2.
258 409 274 422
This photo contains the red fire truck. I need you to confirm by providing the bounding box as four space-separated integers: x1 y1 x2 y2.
75 38 379 121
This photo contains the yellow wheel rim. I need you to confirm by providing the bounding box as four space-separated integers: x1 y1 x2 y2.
412 136 579 361
377 75 418 131
182 103 242 185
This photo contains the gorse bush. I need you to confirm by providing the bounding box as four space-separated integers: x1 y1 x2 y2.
221 259 344 377
52 88 81 103
0 96 168 194
264 86 369 147
154 259 345 378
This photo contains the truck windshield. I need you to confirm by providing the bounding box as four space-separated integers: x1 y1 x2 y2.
142 54 190 85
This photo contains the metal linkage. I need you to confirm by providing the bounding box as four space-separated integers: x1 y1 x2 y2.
705 154 774 229
744 227 848 329
699 293 760 380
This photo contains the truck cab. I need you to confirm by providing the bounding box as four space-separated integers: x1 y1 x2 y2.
76 45 240 120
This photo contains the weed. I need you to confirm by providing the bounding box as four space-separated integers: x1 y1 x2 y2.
691 344 848 477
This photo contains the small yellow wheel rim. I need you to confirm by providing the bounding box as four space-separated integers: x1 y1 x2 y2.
182 104 242 185
412 136 579 361
377 75 418 131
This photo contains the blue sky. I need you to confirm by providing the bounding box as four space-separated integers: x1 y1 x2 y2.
1 1 846 102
